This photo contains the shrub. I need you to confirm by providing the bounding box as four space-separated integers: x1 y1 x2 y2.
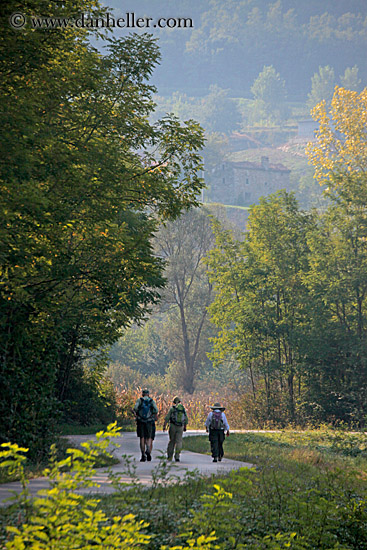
0 428 218 550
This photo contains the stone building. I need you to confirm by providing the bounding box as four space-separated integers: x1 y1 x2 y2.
210 156 291 206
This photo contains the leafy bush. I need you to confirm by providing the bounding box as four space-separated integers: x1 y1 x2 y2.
0 426 217 550
181 431 367 549
2 427 367 549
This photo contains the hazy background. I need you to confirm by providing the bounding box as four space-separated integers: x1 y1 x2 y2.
100 0 367 98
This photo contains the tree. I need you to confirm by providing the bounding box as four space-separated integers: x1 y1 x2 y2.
305 86 367 423
306 86 367 191
108 320 172 377
207 192 313 424
0 0 204 452
200 85 242 135
307 65 335 110
340 65 361 91
201 132 229 195
250 65 288 124
155 208 215 393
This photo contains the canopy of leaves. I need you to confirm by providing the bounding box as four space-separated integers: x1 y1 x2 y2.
0 0 204 453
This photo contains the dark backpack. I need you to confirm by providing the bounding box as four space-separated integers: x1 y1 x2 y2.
170 404 186 426
210 410 224 430
137 397 154 422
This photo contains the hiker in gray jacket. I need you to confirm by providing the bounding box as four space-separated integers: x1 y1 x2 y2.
163 396 188 462
205 402 230 462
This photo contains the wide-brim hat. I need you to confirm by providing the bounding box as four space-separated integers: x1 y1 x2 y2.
210 402 225 411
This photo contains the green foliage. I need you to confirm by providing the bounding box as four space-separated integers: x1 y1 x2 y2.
0 425 153 549
181 431 367 549
154 88 241 136
304 87 367 425
0 0 204 454
307 66 335 109
340 66 361 92
207 191 315 424
109 320 172 377
250 66 288 125
200 86 242 135
207 85 367 427
2 428 367 549
182 0 367 99
0 427 218 550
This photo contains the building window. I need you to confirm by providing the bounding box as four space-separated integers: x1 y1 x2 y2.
245 192 251 201
222 178 225 185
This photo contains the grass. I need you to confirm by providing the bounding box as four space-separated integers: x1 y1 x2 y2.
100 429 367 549
182 428 367 465
2 428 367 549
208 202 250 211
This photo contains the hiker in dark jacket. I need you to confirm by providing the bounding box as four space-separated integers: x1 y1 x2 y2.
205 402 230 462
133 389 158 462
163 396 188 462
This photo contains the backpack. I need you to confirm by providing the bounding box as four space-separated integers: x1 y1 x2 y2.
137 397 154 422
210 410 224 430
170 403 186 426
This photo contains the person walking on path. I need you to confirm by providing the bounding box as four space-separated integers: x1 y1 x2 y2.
205 402 230 462
163 396 188 462
134 389 158 462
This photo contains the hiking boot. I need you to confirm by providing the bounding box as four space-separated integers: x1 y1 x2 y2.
167 456 173 461
218 457 222 462
175 457 180 462
213 458 218 462
140 454 146 462
146 451 151 462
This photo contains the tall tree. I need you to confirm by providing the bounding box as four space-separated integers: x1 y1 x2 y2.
340 65 361 91
155 208 215 393
307 65 335 110
0 0 204 452
305 86 367 423
250 65 288 124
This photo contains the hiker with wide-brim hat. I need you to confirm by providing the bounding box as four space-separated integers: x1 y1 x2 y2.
205 402 230 462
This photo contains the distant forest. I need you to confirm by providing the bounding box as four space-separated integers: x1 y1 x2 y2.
105 0 367 99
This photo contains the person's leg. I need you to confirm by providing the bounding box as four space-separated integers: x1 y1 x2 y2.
145 422 154 460
144 438 151 460
139 438 146 461
209 429 219 460
218 430 225 460
174 425 184 461
137 422 146 461
167 424 175 460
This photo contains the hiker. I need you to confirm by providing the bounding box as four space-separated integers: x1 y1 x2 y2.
133 389 158 462
205 402 230 462
163 396 188 462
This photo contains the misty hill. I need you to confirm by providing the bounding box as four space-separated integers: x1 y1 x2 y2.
102 0 367 99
